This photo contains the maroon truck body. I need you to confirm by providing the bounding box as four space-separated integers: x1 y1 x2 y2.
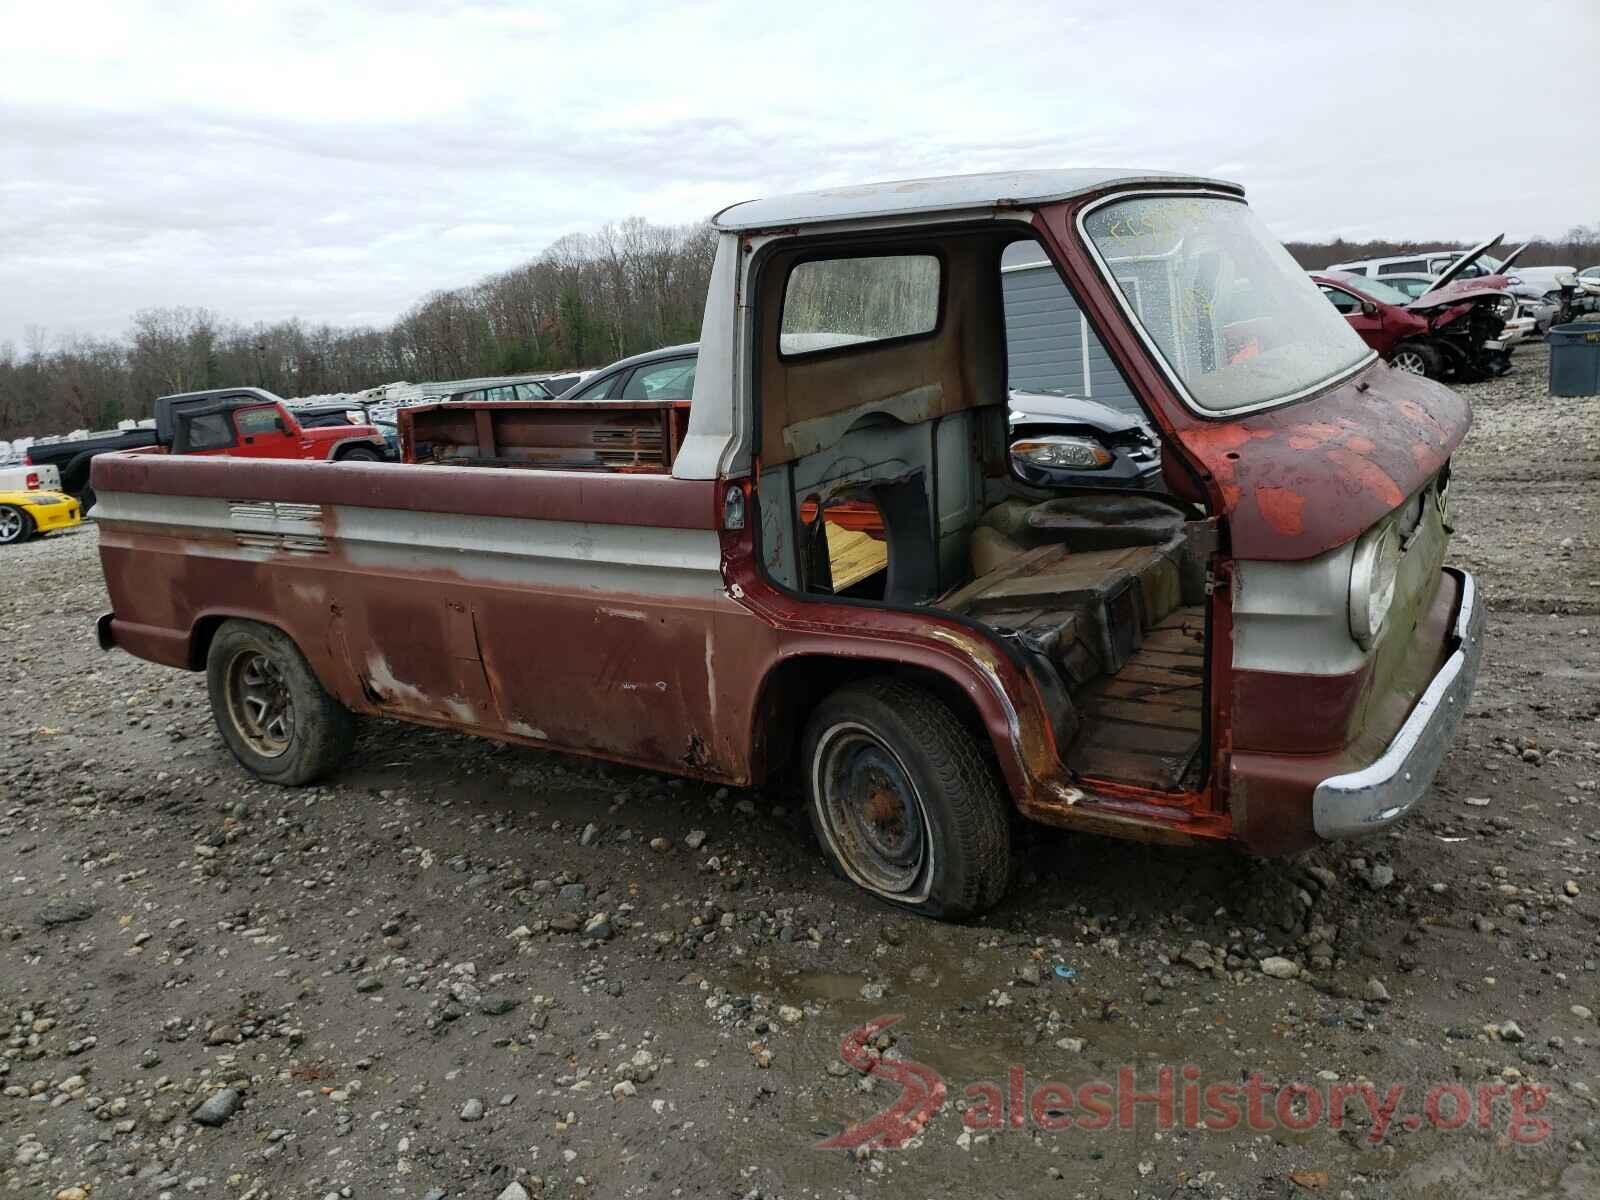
92 170 1483 916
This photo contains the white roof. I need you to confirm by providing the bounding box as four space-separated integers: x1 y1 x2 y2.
712 168 1238 232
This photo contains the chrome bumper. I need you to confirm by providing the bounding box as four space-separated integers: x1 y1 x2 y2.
1312 569 1484 839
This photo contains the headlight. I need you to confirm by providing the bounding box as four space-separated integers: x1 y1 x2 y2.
1011 435 1113 470
1348 522 1402 649
1496 296 1516 319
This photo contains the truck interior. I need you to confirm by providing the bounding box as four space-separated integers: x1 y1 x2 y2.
750 227 1213 797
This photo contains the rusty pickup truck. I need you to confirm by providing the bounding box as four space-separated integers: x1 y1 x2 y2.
93 169 1482 918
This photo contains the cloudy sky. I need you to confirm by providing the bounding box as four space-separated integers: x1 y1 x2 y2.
3 0 1595 346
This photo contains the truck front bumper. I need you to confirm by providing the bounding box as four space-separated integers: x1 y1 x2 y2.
1311 569 1483 839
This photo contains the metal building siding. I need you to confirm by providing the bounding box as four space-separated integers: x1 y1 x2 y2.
1002 265 1138 414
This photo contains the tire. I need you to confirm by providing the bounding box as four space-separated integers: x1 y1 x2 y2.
78 485 97 515
0 504 35 546
205 619 355 786
63 451 97 495
801 677 1013 919
337 447 381 462
1389 341 1440 378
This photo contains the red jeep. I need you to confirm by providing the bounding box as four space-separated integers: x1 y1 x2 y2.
155 389 391 463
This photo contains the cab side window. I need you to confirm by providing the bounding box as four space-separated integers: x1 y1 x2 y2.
234 406 283 437
1319 286 1361 314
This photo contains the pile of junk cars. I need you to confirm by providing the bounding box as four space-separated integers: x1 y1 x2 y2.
1314 234 1599 380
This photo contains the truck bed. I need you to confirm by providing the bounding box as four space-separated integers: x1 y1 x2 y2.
400 399 691 473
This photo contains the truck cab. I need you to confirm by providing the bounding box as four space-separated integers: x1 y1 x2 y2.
93 169 1481 919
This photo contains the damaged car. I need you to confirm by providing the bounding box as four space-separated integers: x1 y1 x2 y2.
1008 390 1163 490
1313 238 1525 379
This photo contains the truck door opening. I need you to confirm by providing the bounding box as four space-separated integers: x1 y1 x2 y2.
751 226 1213 798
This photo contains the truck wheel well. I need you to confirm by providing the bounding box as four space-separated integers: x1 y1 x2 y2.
752 655 994 785
188 615 230 670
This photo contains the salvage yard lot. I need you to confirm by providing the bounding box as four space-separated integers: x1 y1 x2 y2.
2 343 1598 1199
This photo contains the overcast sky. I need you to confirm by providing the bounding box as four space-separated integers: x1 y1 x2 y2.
3 0 1595 346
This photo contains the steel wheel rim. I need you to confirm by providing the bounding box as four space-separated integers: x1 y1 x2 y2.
812 722 933 901
224 649 294 757
0 509 21 542
1392 350 1426 375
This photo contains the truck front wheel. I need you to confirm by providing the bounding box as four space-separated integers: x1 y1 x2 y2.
802 678 1013 919
206 619 354 785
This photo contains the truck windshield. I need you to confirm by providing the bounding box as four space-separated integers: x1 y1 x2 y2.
1083 195 1371 413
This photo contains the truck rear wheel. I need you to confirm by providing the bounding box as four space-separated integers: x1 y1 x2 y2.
802 678 1013 919
206 619 354 786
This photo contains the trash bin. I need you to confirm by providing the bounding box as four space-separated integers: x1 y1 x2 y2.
1549 322 1600 397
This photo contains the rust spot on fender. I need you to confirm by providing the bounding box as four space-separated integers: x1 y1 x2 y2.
1322 447 1404 509
1172 367 1468 560
1254 485 1305 536
683 734 710 769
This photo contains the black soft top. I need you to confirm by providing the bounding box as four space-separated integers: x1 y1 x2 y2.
152 388 285 444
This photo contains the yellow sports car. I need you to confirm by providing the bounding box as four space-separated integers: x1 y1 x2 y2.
0 490 83 546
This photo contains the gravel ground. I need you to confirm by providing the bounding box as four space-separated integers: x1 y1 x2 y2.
2 342 1598 1200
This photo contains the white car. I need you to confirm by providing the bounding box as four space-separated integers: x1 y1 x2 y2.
1328 249 1488 279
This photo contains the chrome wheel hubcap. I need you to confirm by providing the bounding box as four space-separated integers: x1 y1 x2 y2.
1393 351 1425 375
0 510 22 541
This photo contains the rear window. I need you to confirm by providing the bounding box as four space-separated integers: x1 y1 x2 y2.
181 412 234 450
622 358 696 401
780 254 940 357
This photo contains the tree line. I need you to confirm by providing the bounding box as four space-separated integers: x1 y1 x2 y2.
7 215 1596 442
0 216 718 441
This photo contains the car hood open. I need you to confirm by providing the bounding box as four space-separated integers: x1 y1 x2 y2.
1408 276 1513 311
1423 233 1503 295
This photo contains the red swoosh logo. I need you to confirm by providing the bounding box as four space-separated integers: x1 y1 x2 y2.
815 1015 946 1150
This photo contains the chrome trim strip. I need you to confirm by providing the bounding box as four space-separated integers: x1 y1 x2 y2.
1312 570 1483 838
1074 189 1379 420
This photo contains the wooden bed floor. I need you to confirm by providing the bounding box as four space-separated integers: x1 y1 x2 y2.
1068 606 1205 790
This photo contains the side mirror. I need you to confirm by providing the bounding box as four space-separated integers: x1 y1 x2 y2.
274 417 288 434
1361 300 1378 316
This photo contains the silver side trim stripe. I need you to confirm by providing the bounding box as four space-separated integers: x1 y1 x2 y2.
93 490 728 598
